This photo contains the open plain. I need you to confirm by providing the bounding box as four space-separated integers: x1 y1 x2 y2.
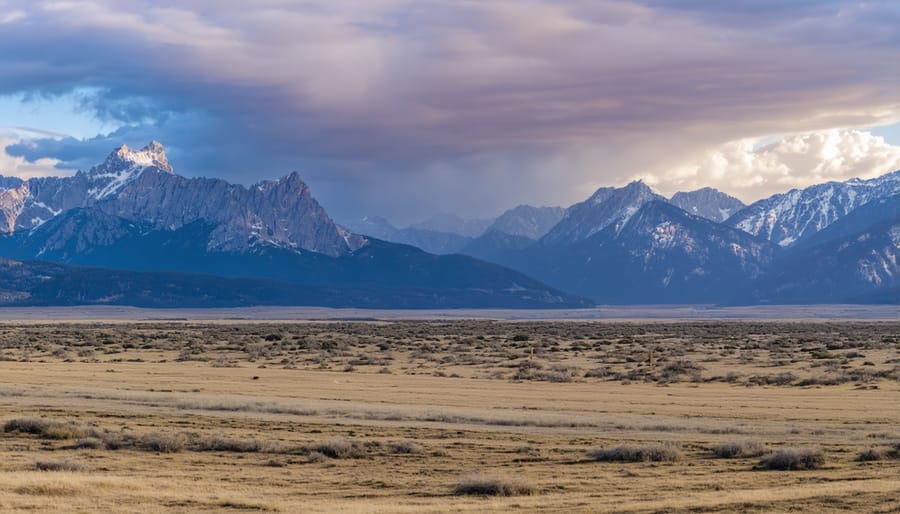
0 320 898 513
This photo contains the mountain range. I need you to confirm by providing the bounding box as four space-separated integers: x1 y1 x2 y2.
0 143 587 308
347 205 566 255
352 172 898 305
0 141 897 307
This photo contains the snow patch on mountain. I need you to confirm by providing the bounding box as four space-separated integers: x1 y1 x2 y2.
729 170 900 247
889 224 900 248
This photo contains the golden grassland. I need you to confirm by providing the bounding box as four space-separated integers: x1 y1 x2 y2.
0 321 898 512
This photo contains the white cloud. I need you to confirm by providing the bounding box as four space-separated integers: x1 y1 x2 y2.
0 135 72 179
641 130 900 203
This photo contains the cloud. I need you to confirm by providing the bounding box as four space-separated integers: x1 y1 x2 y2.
641 130 900 202
0 10 26 24
0 134 72 179
0 0 898 222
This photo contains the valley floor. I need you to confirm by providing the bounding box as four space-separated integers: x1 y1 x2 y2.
0 303 897 321
0 321 898 512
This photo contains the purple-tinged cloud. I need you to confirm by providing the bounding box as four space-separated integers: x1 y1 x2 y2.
0 0 897 223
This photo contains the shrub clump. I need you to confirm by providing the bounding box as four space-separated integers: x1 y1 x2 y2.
758 447 825 470
387 439 424 454
747 372 797 386
73 437 104 450
453 473 535 496
4 417 57 435
4 417 108 441
195 436 263 453
35 459 84 472
659 359 704 381
4 417 92 439
888 443 900 459
711 440 765 458
512 361 579 382
137 432 186 453
587 443 680 462
856 448 882 462
307 439 367 459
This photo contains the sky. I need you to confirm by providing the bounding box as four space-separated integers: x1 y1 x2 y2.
0 1 898 226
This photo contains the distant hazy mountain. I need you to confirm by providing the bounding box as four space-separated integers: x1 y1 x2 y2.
487 205 565 240
669 187 745 222
352 204 564 255
348 216 398 241
0 143 589 309
409 213 493 238
727 170 900 247
460 229 537 264
347 216 472 255
458 205 564 262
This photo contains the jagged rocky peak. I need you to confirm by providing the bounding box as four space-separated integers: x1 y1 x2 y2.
278 171 311 191
84 141 174 200
620 179 655 197
95 141 173 175
256 171 308 192
588 180 651 204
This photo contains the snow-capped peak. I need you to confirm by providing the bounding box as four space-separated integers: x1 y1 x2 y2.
728 169 900 246
86 141 174 199
101 141 173 174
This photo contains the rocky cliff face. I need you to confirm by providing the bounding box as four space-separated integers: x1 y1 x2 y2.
0 142 365 257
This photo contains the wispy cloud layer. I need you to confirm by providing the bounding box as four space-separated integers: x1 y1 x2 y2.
0 0 897 221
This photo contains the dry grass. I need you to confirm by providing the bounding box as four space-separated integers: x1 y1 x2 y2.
0 320 898 512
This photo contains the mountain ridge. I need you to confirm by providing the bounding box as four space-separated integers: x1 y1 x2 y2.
2 141 898 306
0 143 589 308
726 170 900 247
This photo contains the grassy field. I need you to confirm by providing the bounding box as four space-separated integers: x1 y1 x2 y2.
0 321 898 512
